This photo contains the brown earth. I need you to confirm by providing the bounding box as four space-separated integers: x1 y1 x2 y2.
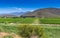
0 32 22 38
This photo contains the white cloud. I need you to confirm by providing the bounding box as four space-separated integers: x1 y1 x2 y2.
0 7 35 14
17 8 23 10
14 7 23 11
0 7 23 14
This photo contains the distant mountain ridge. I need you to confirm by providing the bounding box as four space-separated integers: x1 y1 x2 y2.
21 8 60 18
0 8 60 18
0 11 31 17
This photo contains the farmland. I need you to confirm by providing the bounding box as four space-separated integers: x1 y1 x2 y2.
0 24 45 38
0 18 60 24
0 23 59 38
0 18 35 24
0 18 60 38
41 25 60 38
40 18 60 24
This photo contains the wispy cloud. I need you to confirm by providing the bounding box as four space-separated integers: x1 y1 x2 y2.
0 7 35 14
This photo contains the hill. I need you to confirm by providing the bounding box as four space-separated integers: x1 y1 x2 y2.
21 8 60 18
0 12 30 17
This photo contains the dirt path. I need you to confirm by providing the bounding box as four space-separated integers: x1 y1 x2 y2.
32 18 39 24
0 32 21 38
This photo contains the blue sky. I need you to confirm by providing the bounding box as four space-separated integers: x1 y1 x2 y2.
0 0 60 14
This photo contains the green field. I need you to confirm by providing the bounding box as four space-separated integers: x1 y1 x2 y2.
41 25 60 38
0 25 19 34
0 18 60 38
0 17 60 24
40 18 60 24
0 18 60 24
0 23 59 38
0 18 35 24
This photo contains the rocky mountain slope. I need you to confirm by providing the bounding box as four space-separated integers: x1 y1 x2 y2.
21 8 60 18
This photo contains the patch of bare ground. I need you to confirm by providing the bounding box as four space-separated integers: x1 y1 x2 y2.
31 19 40 25
0 32 22 38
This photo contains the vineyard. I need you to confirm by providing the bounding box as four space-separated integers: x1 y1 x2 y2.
0 18 35 24
0 18 59 38
0 18 60 24
40 18 60 24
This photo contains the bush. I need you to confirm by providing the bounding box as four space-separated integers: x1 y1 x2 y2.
4 35 13 38
18 25 46 38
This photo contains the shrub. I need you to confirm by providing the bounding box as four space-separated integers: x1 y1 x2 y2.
18 25 46 38
4 35 13 38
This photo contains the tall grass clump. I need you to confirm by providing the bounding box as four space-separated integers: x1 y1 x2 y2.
4 35 13 38
18 25 47 38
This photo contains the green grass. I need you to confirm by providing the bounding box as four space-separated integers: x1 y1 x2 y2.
45 28 60 38
0 25 19 34
0 23 60 38
0 17 59 38
1 18 60 24
0 18 60 24
0 24 45 38
41 25 60 38
0 18 35 24
4 35 13 38
40 18 60 24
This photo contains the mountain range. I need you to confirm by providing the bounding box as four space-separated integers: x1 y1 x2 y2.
21 8 60 18
0 8 60 18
